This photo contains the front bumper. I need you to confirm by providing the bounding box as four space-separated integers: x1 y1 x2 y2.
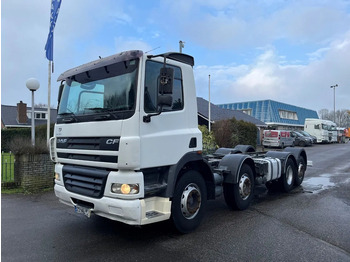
54 163 171 225
55 184 171 225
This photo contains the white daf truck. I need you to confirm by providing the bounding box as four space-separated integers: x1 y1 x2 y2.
50 50 308 233
304 118 337 143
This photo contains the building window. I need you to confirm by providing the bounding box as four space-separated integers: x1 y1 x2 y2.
279 110 298 120
240 109 252 116
27 111 47 119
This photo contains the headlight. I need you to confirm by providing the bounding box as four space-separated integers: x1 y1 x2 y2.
111 183 139 194
55 172 60 181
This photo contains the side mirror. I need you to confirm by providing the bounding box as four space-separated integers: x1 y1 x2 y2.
159 67 174 94
58 81 64 106
158 95 172 107
143 67 174 123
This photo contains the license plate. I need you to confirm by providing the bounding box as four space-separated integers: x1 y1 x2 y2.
74 205 92 218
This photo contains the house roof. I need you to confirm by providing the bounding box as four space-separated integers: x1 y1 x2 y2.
218 99 319 127
1 104 57 128
197 97 266 127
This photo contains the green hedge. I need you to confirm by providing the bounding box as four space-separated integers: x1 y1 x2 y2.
1 124 54 152
199 125 218 154
213 118 257 148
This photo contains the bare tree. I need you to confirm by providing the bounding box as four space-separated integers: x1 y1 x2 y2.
319 108 350 127
318 109 329 119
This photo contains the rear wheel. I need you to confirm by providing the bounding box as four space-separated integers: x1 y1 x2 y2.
224 164 255 210
294 157 306 186
280 158 296 192
171 171 207 233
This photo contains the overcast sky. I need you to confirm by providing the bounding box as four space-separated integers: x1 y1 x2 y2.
1 0 350 113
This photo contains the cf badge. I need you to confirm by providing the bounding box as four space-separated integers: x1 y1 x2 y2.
106 138 120 145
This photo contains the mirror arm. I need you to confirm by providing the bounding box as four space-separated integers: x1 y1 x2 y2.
143 105 163 123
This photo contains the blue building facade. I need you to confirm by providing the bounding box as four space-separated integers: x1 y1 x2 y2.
218 100 318 129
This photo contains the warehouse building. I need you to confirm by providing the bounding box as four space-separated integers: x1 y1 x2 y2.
218 99 318 130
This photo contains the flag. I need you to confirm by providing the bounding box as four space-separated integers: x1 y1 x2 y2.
45 0 62 61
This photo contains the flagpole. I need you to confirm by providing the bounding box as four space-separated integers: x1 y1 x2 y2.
45 0 62 145
208 74 211 132
47 60 52 145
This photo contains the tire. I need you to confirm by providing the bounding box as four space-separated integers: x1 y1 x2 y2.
224 164 255 210
294 157 306 187
171 170 207 233
281 143 285 149
299 141 306 147
280 158 296 192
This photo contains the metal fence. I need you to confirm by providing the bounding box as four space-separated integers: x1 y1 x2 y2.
1 152 15 183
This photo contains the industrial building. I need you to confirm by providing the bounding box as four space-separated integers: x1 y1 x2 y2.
218 100 318 130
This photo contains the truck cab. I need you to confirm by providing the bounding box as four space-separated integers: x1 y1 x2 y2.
51 51 207 228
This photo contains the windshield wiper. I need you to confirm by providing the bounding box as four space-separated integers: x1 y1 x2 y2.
85 106 131 112
84 107 119 120
58 112 78 123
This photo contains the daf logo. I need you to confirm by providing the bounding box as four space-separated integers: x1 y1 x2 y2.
106 138 119 145
57 138 67 143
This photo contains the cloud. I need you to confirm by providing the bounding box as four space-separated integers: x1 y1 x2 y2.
195 30 350 111
114 37 153 53
2 0 349 115
1 0 133 107
157 0 350 50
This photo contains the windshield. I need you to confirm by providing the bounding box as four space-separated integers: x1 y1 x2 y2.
321 124 330 130
58 59 139 122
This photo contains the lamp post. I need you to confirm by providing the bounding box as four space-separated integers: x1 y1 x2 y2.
26 78 40 146
330 84 338 123
208 74 211 132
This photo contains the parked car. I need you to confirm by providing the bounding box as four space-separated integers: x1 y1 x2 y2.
291 131 313 147
262 130 294 148
299 130 317 144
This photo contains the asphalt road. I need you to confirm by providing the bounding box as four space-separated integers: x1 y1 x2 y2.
2 143 350 262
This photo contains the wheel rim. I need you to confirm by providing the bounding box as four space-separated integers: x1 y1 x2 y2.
298 162 305 181
180 183 201 219
286 165 294 185
239 174 252 200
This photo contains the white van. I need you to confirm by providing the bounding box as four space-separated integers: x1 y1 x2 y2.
262 130 294 148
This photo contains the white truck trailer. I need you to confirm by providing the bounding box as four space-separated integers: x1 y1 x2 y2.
50 50 308 233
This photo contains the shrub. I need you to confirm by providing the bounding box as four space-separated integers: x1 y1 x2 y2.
8 136 48 155
212 119 234 148
213 118 257 148
198 125 218 154
1 124 54 152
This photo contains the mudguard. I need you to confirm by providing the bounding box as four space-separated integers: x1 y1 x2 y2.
234 145 256 153
218 154 256 184
214 148 242 155
165 152 215 199
284 147 307 170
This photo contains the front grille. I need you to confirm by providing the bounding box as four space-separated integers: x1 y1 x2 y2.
57 137 120 151
62 165 109 198
56 136 119 163
57 153 117 163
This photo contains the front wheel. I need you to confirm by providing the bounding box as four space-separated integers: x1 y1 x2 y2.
224 164 255 210
280 158 296 192
171 171 207 233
